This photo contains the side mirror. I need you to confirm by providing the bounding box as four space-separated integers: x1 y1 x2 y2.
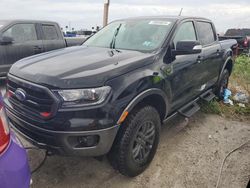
0 36 14 45
172 41 202 56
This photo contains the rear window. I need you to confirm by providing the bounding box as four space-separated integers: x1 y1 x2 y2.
196 22 216 45
42 25 59 40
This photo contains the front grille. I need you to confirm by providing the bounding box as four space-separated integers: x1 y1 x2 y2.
7 75 58 120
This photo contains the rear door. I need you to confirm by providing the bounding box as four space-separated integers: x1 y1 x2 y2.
1 23 43 74
195 21 222 88
40 24 66 52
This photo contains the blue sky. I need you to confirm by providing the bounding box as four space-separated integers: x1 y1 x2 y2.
0 0 249 33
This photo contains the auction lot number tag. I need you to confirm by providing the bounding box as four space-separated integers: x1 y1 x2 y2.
149 21 171 26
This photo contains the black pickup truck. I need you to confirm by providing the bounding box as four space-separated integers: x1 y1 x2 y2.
219 28 250 54
5 16 237 177
0 20 85 77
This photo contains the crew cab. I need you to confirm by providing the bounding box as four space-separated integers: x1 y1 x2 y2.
0 20 85 77
4 16 237 177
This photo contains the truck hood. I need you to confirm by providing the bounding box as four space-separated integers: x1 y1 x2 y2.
9 46 155 88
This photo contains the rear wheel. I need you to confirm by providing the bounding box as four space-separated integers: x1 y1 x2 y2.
108 105 161 177
216 69 230 100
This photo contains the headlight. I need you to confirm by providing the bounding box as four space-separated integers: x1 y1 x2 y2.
55 86 111 107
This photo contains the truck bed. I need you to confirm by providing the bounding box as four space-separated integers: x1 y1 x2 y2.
219 39 238 49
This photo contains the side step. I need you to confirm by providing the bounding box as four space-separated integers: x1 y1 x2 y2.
200 89 216 102
178 101 200 118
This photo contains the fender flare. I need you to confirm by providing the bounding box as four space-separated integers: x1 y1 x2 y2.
117 88 170 124
218 56 233 82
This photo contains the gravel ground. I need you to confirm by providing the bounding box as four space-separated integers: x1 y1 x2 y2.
19 112 249 188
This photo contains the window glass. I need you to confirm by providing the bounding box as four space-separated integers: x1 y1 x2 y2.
84 19 174 52
42 25 59 40
196 22 216 45
173 22 197 48
3 24 37 43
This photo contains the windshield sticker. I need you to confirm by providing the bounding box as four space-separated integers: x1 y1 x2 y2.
143 41 152 47
149 21 171 26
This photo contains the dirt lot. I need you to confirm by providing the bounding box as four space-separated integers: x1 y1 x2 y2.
19 112 249 188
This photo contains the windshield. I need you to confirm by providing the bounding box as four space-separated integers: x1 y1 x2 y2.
84 19 174 52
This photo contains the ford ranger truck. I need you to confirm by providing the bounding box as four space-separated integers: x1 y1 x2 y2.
4 16 237 177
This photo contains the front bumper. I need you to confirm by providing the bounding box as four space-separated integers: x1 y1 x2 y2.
0 134 31 188
7 109 119 156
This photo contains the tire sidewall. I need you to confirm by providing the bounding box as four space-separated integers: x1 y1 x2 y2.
217 69 230 99
120 106 161 177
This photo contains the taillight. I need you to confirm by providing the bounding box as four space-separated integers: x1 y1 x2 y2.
243 38 248 47
0 96 10 154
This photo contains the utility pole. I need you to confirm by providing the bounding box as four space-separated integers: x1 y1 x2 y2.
103 0 110 27
178 8 183 16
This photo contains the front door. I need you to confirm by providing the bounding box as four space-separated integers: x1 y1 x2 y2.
2 23 43 73
163 21 204 110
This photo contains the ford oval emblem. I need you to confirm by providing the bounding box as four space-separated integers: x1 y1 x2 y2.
15 88 27 102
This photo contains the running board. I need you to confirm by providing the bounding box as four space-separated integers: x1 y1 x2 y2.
200 89 215 102
178 101 200 118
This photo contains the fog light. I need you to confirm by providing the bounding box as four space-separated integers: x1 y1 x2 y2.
77 135 99 147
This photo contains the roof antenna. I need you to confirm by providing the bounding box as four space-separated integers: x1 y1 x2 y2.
178 8 183 16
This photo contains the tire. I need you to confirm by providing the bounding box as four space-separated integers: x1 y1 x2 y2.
108 105 161 177
215 69 230 100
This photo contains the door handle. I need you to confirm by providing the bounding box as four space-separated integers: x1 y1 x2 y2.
216 49 220 56
196 56 203 64
34 46 42 50
33 46 43 54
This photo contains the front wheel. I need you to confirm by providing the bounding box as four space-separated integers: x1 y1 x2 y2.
108 105 161 177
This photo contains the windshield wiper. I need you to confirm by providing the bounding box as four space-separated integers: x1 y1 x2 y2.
110 24 122 50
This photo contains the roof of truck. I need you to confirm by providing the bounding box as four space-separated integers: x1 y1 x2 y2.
0 19 59 25
115 16 212 22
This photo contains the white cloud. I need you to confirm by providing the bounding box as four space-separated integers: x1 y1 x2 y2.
108 3 250 32
0 0 249 32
